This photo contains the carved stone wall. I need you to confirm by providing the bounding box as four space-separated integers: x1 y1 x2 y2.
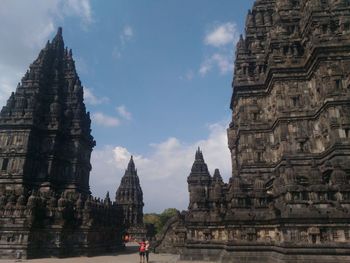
0 28 124 259
115 156 146 239
155 1 350 262
0 28 94 195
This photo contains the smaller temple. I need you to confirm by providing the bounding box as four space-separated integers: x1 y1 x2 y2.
188 147 227 220
188 148 211 210
115 156 146 240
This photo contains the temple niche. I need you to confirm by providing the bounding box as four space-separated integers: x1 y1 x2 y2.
0 28 124 259
155 1 350 262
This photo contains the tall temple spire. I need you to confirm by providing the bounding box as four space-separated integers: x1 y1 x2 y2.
0 26 126 259
127 155 136 173
115 156 144 226
187 148 211 210
213 168 222 182
51 27 64 48
195 147 204 161
0 27 94 194
190 147 209 176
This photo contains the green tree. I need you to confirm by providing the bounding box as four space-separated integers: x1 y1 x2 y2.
143 208 179 235
159 208 178 227
144 213 160 227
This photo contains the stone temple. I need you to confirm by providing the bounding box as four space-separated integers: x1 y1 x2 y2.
115 156 147 240
155 0 350 262
0 28 124 259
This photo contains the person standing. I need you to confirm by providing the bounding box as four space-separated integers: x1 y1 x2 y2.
145 240 150 263
138 238 146 263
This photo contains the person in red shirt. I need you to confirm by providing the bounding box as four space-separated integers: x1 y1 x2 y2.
138 238 146 263
124 234 129 243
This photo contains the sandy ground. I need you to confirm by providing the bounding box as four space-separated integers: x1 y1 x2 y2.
0 243 212 263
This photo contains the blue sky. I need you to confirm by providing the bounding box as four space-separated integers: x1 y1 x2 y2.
0 0 254 212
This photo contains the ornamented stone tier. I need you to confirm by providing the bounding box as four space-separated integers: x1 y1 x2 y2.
116 156 146 239
0 28 124 259
155 1 350 262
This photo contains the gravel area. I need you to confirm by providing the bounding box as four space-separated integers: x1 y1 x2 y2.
0 243 214 263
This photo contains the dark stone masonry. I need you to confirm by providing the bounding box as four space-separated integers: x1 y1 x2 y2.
0 28 124 259
115 156 147 240
155 0 350 262
1 0 350 261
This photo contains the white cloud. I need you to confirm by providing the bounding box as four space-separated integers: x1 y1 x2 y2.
112 47 122 60
199 60 213 76
120 25 134 45
89 121 231 213
84 87 109 105
122 26 133 39
113 25 134 60
205 22 239 47
199 22 238 76
212 53 231 73
116 105 132 120
61 0 93 26
199 53 232 76
185 70 194 80
113 147 135 169
91 112 120 127
0 65 22 106
0 0 93 106
179 70 195 81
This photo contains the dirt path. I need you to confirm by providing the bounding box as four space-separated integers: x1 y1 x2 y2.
0 243 215 263
0 243 180 263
